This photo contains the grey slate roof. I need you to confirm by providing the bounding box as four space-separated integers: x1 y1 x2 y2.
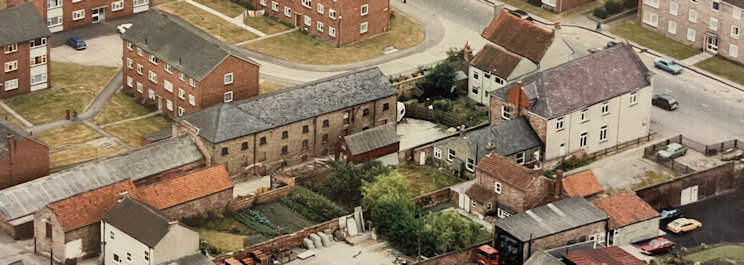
524 250 564 265
466 117 541 160
179 67 398 143
725 0 744 8
0 136 203 222
103 197 172 247
158 253 213 265
491 43 650 119
0 3 51 47
344 123 399 155
0 118 47 157
496 196 608 242
121 10 258 81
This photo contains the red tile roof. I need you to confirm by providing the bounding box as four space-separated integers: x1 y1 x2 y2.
470 44 523 78
481 11 554 63
563 170 604 197
466 184 496 203
138 165 233 209
476 154 536 191
48 179 138 232
562 246 646 265
592 191 659 229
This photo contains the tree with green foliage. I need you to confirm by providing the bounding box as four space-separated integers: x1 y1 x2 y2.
370 201 437 257
361 171 412 211
416 62 457 99
314 160 389 207
423 211 482 253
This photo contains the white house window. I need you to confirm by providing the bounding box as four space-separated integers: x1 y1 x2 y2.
360 22 368 33
668 21 677 34
556 117 564 131
137 82 143 93
643 11 659 27
472 86 480 95
260 0 265 6
178 88 185 99
284 7 291 17
304 15 312 26
516 152 525 164
466 158 474 172
164 64 173 73
580 132 588 148
30 55 47 66
361 4 369 15
149 54 158 64
47 16 63 27
224 91 233 102
272 1 278 11
127 252 132 261
179 72 185 81
317 21 324 32
645 0 659 8
47 0 62 9
501 105 512 120
731 44 739 58
732 26 740 39
144 251 149 261
735 7 742 20
329 27 336 37
110 231 115 239
30 73 47 85
148 71 158 83
112 1 124 11
712 0 720 10
302 0 311 8
164 80 172 92
188 94 196 106
4 44 17 54
472 199 477 207
629 92 638 105
600 125 608 142
710 18 719 31
189 78 196 87
178 107 185 116
447 149 455 161
689 10 698 23
126 76 133 87
317 3 324 13
580 109 589 122
4 79 18 91
114 254 121 262
72 9 85 20
166 99 173 111
137 47 143 56
148 89 155 100
136 64 143 75
601 102 610 115
687 28 696 42
434 147 442 159
4 61 18 72
494 182 502 194
669 2 678 15
133 0 148 6
126 58 133 69
224 73 234 84
30 37 46 48
329 9 336 19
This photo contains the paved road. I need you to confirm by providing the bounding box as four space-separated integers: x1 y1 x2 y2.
662 189 744 248
407 0 493 31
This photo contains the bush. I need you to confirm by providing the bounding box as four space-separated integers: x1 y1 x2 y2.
623 0 638 9
593 8 608 19
559 154 592 171
528 0 542 7
605 0 624 14
432 99 454 112
281 187 347 222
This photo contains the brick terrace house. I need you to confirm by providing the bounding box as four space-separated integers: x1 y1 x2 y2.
9 0 149 33
466 154 552 219
175 67 397 177
254 0 389 46
489 43 652 161
33 165 231 262
336 123 399 163
639 0 744 63
467 9 578 106
592 191 660 246
122 10 260 118
0 3 51 98
494 196 608 265
0 119 50 190
0 136 204 239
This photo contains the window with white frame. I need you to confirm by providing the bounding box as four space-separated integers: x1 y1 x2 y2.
149 54 158 64
30 37 46 48
735 7 742 19
137 47 143 56
579 132 588 148
329 9 336 19
687 28 696 42
302 0 311 8
472 86 479 95
731 44 739 58
466 158 474 172
179 72 185 81
164 80 172 92
487 203 493 211
472 199 477 207
224 91 233 102
178 88 185 99
166 99 173 111
112 1 124 11
643 11 659 27
580 109 589 122
4 79 18 91
712 0 720 10
189 78 196 87
148 71 158 83
668 20 677 34
689 9 697 23
360 22 368 33
501 105 512 120
361 4 368 15
556 117 564 131
47 16 63 27
317 3 324 13
164 64 172 73
30 73 47 85
126 58 133 69
4 61 18 72
329 27 336 37
601 101 609 115
137 82 143 93
733 26 740 39
188 94 196 106
127 42 133 50
629 92 638 105
317 21 324 31
710 18 719 31
494 182 502 194
304 15 312 26
178 107 185 116
30 55 47 66
447 149 455 161
133 0 148 6
136 64 143 75
4 44 17 54
497 208 511 218
224 73 234 84
260 0 266 6
272 1 278 11
516 152 525 164
127 76 133 87
599 125 608 142
72 9 85 20
645 0 659 8
148 89 155 100
47 0 62 8
284 7 291 17
434 147 442 159
670 2 678 15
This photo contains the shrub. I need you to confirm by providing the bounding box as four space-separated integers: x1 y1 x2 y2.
432 99 454 112
623 0 638 9
593 8 608 19
605 0 624 14
281 187 347 222
559 154 592 171
528 0 542 7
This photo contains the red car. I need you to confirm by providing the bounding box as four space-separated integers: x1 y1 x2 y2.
640 237 676 255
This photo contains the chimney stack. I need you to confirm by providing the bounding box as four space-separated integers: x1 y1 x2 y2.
464 42 473 62
554 22 561 30
554 170 564 198
458 125 466 137
6 134 14 166
486 142 495 156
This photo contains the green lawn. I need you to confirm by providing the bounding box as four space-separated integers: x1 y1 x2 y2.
93 90 153 126
695 56 744 86
243 10 424 64
105 115 171 147
395 165 462 196
610 20 700 59
151 0 176 6
159 2 259 43
200 229 247 254
684 245 744 264
244 16 293 35
4 62 119 125
195 0 246 17
259 81 292 94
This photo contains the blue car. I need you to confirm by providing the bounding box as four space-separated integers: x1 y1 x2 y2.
66 36 87 50
654 57 683 75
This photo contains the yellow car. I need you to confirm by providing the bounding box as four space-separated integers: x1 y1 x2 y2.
666 218 702 234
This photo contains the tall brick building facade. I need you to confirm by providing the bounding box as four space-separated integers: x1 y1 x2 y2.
9 0 149 33
122 11 260 118
0 3 51 98
176 67 398 177
0 119 50 190
253 0 390 46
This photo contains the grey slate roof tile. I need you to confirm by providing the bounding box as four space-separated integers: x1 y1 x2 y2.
344 123 399 155
466 117 542 160
102 197 172 247
0 3 50 47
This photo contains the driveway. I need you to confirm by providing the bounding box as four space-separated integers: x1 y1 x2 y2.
397 118 451 150
661 189 744 248
567 144 675 191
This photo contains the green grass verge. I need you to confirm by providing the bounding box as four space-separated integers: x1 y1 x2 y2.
695 55 744 86
93 90 153 126
159 2 259 43
395 165 462 196
244 15 293 35
195 0 246 17
35 123 102 149
104 114 171 147
609 20 700 59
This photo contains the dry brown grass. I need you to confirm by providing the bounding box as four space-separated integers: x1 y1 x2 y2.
35 123 103 149
105 115 171 147
243 16 293 35
159 2 259 43
200 229 247 253
195 0 246 17
93 90 153 126
0 108 27 128
259 81 292 94
49 145 128 168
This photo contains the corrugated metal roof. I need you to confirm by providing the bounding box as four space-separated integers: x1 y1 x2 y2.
344 124 399 155
496 196 607 241
0 136 203 222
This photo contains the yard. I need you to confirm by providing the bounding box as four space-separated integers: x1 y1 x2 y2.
92 90 154 126
497 0 605 21
159 2 259 43
199 229 247 254
243 10 424 64
104 115 171 147
630 170 676 190
683 245 744 264
259 81 292 94
244 16 293 35
4 62 119 125
394 165 462 196
34 123 102 149
34 123 133 168
609 20 700 59
48 144 128 168
695 56 744 86
194 0 246 17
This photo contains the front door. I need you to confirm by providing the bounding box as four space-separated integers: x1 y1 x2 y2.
91 7 105 23
705 35 719 53
295 14 301 27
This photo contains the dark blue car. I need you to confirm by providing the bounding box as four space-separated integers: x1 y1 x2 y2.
66 36 87 50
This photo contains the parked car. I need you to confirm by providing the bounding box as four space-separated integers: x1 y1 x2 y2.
654 58 683 74
606 38 624 48
666 218 702 234
659 206 683 225
66 36 87 50
652 94 679 110
508 9 533 21
657 143 688 159
640 237 676 255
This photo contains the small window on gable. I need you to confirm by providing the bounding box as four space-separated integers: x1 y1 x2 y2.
241 142 249 150
221 147 229 156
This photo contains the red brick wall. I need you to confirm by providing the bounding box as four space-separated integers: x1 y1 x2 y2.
0 40 50 99
347 142 399 163
0 138 50 190
635 162 742 209
163 188 233 219
414 241 489 265
197 55 259 109
413 188 454 210
230 184 295 211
